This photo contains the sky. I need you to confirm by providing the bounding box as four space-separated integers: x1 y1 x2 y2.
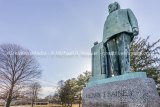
0 0 160 97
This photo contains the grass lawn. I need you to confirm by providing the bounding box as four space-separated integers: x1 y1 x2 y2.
11 104 81 107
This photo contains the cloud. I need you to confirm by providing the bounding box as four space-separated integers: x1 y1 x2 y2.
40 86 56 98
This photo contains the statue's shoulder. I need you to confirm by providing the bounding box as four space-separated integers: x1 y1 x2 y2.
118 8 129 12
126 8 133 13
117 8 133 15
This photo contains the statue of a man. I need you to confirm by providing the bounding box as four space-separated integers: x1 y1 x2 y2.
103 2 139 77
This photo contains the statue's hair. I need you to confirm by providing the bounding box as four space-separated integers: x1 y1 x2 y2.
114 2 120 9
108 2 120 10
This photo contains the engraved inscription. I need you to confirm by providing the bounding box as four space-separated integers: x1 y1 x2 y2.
86 92 101 99
85 89 133 99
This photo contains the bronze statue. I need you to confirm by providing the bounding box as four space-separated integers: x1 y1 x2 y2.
103 2 139 77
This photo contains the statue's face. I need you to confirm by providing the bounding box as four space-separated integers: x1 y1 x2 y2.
108 3 118 13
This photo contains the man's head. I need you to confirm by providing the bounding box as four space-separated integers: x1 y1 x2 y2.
108 2 120 13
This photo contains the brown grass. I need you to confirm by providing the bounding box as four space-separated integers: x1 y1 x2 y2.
11 104 81 107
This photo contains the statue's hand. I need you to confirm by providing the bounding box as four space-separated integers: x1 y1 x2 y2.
132 27 139 36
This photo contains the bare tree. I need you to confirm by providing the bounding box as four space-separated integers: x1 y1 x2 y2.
0 43 41 107
27 82 41 107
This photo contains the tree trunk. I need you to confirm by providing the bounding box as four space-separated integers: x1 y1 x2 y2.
79 92 82 107
5 89 13 107
79 101 81 107
31 99 34 107
6 96 12 107
31 102 34 107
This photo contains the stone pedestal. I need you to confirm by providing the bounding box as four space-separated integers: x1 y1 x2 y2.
82 77 160 107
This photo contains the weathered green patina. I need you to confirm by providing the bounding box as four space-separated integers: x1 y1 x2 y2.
83 3 160 107
103 5 139 43
87 72 147 87
89 2 144 85
103 2 139 76
91 42 103 77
